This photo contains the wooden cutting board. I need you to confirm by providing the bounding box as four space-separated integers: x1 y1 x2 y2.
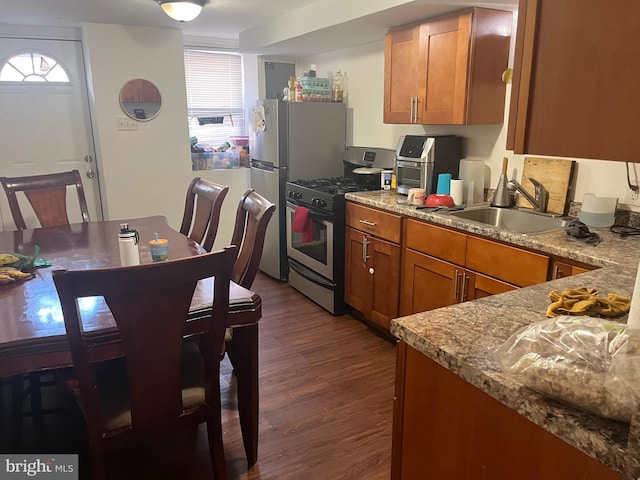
516 157 576 215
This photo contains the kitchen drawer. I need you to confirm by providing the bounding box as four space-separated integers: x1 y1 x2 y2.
346 203 402 244
404 219 467 266
465 236 549 287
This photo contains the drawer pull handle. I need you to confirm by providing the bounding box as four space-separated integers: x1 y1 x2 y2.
359 219 376 227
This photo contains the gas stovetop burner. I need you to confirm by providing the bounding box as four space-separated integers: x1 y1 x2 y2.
291 177 358 195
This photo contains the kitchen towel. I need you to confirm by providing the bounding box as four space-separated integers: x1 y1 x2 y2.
292 206 314 243
546 287 630 318
565 219 601 246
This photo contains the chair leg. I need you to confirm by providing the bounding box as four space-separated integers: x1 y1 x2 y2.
226 324 259 467
208 339 228 480
11 375 24 431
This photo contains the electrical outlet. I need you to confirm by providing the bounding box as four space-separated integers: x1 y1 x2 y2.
117 117 138 131
625 187 640 207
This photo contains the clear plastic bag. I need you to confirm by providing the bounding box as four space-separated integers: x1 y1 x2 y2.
493 316 640 422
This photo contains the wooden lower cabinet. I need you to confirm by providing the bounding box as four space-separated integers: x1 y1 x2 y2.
551 259 594 280
345 226 400 330
400 248 517 316
392 341 623 480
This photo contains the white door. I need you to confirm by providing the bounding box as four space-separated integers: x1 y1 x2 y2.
0 38 102 231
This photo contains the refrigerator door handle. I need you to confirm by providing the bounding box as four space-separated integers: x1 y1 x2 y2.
251 160 275 171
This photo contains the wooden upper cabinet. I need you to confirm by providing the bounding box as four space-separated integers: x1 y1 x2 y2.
384 25 421 124
384 8 512 125
507 0 640 163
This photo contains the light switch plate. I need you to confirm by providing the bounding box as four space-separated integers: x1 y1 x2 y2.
117 117 138 131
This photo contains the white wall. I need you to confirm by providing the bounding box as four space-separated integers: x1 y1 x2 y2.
82 23 250 248
297 41 631 208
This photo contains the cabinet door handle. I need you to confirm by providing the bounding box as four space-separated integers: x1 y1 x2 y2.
409 96 414 123
410 96 419 123
362 235 370 263
359 219 376 227
460 273 469 302
413 96 418 123
454 269 461 300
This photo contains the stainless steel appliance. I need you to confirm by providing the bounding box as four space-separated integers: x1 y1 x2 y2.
250 99 346 280
395 135 462 195
286 146 395 315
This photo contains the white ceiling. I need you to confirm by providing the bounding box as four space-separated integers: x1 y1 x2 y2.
0 0 517 57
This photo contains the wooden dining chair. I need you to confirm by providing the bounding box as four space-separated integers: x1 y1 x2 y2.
0 169 90 230
224 189 275 467
52 247 237 480
180 178 229 252
0 169 90 434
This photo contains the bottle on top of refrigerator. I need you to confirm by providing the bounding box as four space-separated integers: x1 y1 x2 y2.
332 70 344 103
296 77 303 102
288 76 296 102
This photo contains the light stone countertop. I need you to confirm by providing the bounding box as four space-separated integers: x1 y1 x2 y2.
345 190 640 479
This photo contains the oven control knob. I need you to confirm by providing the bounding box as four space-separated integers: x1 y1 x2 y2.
294 192 302 199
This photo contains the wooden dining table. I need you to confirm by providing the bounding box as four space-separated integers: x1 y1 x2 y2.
0 216 262 464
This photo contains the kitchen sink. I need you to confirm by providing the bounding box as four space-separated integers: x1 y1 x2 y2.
448 206 572 235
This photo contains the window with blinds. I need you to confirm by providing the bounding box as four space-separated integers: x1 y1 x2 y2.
184 49 245 149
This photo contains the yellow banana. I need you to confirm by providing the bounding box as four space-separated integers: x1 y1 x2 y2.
0 267 33 279
0 254 20 266
0 273 15 284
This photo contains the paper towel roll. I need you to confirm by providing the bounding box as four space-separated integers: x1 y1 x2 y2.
628 261 640 329
450 179 464 206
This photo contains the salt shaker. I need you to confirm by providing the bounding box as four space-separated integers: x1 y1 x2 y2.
118 223 140 266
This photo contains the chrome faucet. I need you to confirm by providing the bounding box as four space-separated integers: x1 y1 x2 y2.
507 177 548 212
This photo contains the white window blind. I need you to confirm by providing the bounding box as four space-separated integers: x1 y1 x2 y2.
184 49 245 147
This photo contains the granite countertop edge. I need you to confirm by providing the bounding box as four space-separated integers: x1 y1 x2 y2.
346 191 640 478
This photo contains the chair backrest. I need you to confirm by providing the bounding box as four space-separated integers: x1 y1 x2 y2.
0 169 90 230
179 177 229 252
52 246 236 438
230 189 276 289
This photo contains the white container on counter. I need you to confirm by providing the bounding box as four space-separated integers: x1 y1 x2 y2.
579 193 617 227
459 159 485 205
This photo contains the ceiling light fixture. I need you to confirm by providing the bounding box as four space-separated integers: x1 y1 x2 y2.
158 0 205 22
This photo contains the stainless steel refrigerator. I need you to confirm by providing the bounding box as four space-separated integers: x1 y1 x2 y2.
249 99 346 280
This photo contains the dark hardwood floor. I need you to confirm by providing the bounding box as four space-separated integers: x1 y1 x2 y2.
1 272 397 479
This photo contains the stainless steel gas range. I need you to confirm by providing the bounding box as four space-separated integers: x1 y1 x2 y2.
285 146 395 315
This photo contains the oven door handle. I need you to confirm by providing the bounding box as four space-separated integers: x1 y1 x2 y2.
286 200 333 221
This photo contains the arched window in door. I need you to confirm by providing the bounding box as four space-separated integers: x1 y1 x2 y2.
0 51 70 82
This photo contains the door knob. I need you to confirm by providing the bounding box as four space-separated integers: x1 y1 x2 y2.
86 169 95 179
